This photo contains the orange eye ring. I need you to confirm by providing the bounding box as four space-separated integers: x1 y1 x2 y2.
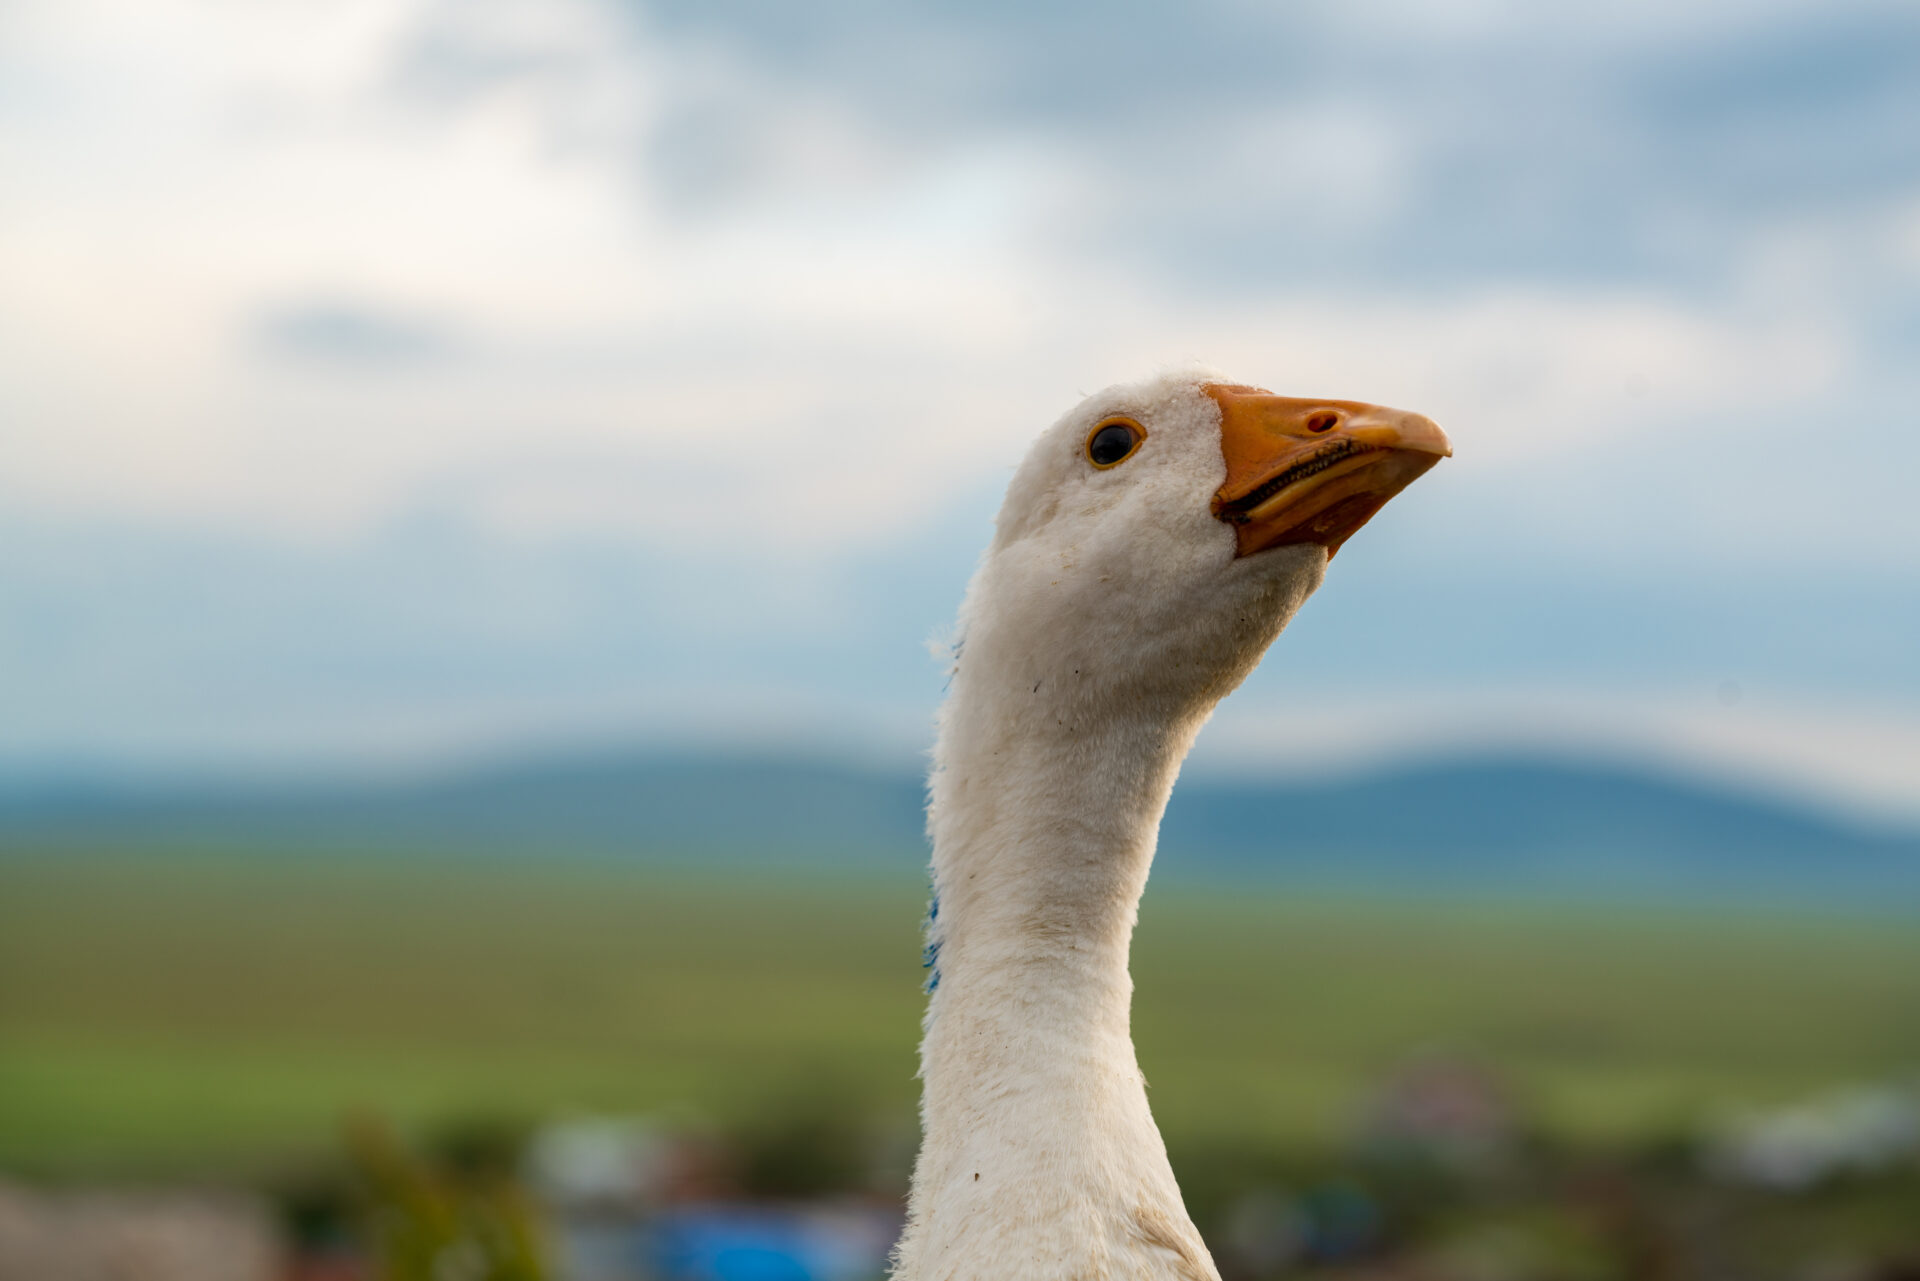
1085 417 1145 469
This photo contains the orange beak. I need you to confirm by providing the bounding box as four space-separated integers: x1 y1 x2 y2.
1205 383 1451 559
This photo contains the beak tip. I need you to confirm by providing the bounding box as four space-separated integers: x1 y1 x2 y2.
1407 414 1452 460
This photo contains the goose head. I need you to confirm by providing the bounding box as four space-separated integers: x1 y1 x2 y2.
957 371 1450 728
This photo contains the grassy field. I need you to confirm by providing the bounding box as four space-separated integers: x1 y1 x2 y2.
3 851 1919 1176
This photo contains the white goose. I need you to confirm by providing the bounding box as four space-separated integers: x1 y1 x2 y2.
891 371 1450 1281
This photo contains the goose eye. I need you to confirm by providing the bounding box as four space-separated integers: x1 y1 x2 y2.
1086 419 1143 468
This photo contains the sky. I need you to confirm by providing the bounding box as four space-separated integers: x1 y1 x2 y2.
2 0 1918 819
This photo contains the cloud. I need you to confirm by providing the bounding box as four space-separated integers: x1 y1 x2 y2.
0 0 1917 804
1 0 1903 545
254 301 462 366
624 0 1920 296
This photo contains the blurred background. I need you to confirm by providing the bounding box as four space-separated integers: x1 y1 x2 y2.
3 0 1919 1278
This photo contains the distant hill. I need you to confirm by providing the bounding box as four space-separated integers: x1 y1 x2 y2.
1 751 1916 903
1161 758 1920 899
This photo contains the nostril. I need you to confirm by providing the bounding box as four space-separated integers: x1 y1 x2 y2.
1307 412 1340 433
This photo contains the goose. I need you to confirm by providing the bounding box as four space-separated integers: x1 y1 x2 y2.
892 371 1450 1281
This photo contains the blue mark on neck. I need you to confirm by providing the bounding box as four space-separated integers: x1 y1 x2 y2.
921 891 942 993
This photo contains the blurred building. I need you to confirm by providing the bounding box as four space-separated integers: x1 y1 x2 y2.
525 1118 898 1281
1704 1085 1920 1192
1354 1054 1522 1178
0 1181 280 1281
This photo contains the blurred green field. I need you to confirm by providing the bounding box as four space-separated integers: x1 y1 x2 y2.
3 851 1919 1175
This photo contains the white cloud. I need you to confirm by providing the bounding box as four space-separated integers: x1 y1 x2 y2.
0 0 1886 567
1196 687 1920 826
0 0 1915 790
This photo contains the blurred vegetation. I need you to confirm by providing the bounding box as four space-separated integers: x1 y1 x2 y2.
344 1117 551 1281
4 850 1920 1177
3 850 1919 1276
732 1078 889 1200
300 1106 1920 1280
1167 1134 1920 1279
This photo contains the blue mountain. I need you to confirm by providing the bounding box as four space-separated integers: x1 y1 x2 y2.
1 752 1914 903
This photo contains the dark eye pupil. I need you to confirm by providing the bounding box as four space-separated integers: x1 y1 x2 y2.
1088 423 1138 466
